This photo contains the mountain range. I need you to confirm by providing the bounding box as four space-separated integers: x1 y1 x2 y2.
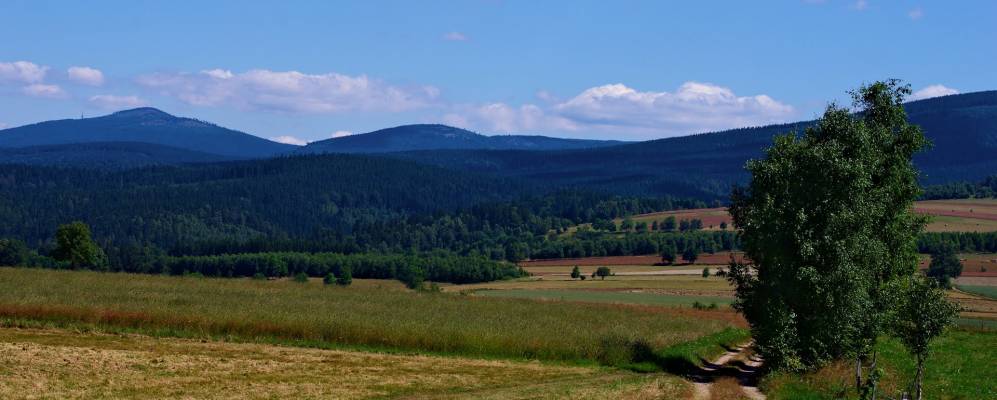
1 91 995 199
299 124 624 154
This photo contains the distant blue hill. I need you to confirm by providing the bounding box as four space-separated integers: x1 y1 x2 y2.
391 91 997 198
0 107 294 159
299 124 626 154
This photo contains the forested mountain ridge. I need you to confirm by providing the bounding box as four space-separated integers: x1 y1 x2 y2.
392 91 997 198
0 107 294 158
299 124 625 153
0 141 232 168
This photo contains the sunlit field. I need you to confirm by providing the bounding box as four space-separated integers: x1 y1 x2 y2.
0 268 741 364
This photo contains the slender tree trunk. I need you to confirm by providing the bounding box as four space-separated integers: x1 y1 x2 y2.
915 355 925 400
870 351 878 400
856 357 864 390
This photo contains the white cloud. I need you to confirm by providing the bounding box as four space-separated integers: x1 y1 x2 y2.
910 84 958 101
908 6 923 20
138 68 439 114
851 0 868 11
0 61 47 83
67 66 105 86
89 94 148 110
22 83 66 98
330 130 353 138
269 135 308 146
442 31 468 41
443 82 794 139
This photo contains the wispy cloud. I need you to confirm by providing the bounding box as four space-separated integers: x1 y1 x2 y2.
89 94 148 110
908 6 923 20
851 0 868 11
909 84 958 101
68 66 105 86
0 61 47 83
269 135 308 145
442 31 468 41
444 82 794 139
22 83 67 99
138 68 440 114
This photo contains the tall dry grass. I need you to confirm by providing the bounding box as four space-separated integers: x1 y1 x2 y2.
0 267 738 363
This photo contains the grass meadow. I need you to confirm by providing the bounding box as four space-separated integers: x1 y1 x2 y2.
762 329 996 399
0 267 742 365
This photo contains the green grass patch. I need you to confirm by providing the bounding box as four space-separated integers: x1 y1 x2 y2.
957 284 997 299
763 329 997 399
0 267 737 366
473 288 733 308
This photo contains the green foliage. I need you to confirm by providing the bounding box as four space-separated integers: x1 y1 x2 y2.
702 267 710 278
52 222 106 270
926 245 962 288
570 265 581 279
335 267 352 286
595 266 611 280
728 81 928 371
660 241 677 264
323 272 336 285
681 244 699 264
621 217 635 231
293 272 309 283
890 276 958 400
0 238 29 266
662 216 677 231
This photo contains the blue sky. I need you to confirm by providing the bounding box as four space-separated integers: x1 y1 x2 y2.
1 0 994 143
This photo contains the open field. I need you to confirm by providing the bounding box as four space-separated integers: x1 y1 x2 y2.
618 208 733 231
957 285 997 299
581 199 997 235
520 252 745 270
762 329 997 399
0 326 692 400
475 289 733 308
0 267 740 364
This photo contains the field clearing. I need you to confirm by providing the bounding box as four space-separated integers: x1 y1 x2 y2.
448 275 734 296
590 199 997 235
520 252 745 269
474 289 733 308
618 207 733 231
0 327 690 400
0 268 739 364
919 253 997 277
958 285 997 299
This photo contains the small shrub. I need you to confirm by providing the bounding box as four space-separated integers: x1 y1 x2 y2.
597 335 655 366
336 267 352 286
323 273 336 285
252 272 266 280
702 267 711 278
293 272 308 283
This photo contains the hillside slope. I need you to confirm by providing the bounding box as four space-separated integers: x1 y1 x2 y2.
0 108 294 159
300 124 624 153
394 91 997 198
0 142 231 168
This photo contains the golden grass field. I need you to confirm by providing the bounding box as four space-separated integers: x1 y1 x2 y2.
0 326 691 400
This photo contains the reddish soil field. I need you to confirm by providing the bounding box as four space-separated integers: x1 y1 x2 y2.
519 251 747 267
919 254 997 277
632 208 733 228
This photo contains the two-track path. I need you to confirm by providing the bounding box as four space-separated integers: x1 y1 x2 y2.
690 342 765 400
